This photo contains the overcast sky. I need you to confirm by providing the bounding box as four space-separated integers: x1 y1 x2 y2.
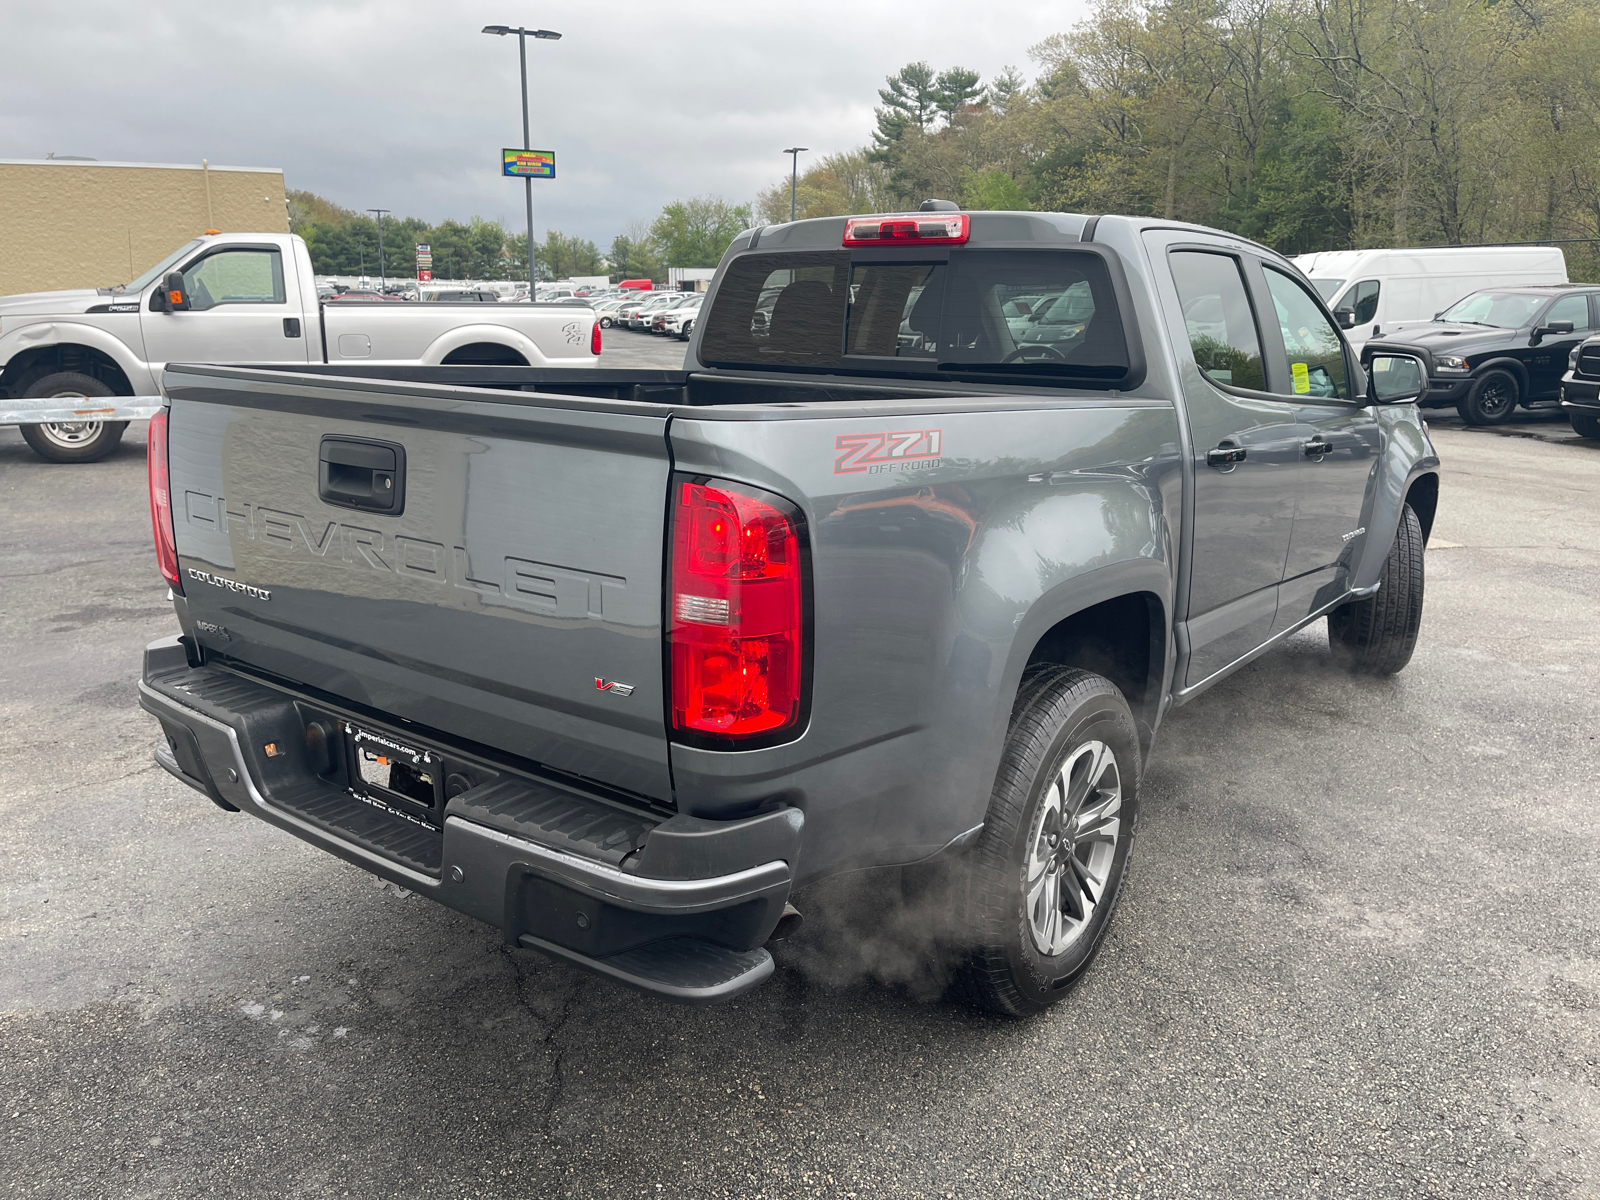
0 0 1091 247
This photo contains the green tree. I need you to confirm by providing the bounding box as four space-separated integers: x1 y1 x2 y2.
649 197 754 268
934 67 985 122
873 61 940 158
962 168 1031 210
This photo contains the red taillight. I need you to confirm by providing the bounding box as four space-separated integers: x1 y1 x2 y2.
670 479 805 741
843 213 969 246
591 317 602 355
147 409 182 592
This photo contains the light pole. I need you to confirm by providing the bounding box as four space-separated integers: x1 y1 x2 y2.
484 24 561 298
367 208 390 291
782 147 809 222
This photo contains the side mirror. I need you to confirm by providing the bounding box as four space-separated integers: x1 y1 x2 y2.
1334 307 1357 330
163 271 190 312
1366 352 1427 404
1536 319 1575 339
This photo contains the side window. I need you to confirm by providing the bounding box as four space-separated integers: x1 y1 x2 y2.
1545 293 1591 330
1353 280 1380 324
1263 267 1350 400
1333 279 1379 324
182 250 286 311
1169 251 1266 391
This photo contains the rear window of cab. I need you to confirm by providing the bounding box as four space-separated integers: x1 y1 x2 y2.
699 249 1133 384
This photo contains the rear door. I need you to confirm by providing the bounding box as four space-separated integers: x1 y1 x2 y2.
1145 232 1299 686
164 368 674 801
140 244 312 370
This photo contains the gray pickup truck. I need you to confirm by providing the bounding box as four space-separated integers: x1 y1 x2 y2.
139 207 1440 1016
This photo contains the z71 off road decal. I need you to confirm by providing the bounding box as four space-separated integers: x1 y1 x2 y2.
834 429 943 475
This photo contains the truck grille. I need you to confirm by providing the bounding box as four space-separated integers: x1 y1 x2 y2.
1577 343 1600 379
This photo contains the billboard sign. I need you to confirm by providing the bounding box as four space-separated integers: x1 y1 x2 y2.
503 149 555 178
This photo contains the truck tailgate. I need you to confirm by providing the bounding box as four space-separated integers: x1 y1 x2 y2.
163 366 673 802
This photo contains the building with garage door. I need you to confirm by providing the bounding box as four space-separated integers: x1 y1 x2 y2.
0 158 289 295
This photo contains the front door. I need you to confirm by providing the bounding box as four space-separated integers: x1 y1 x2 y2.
1255 263 1382 631
1147 234 1300 687
1525 292 1596 399
140 244 311 373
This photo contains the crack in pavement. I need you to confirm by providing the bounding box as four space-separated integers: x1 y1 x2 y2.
499 943 581 1149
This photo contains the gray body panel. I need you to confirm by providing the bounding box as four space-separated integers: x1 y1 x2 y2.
156 211 1440 890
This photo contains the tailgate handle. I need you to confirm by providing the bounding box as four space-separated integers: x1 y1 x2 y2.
318 436 405 515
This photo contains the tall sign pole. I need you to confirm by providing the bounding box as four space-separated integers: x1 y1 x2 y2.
783 147 809 222
484 25 561 296
517 30 534 295
367 208 390 291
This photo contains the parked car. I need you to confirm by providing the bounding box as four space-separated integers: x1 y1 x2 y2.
652 296 702 334
1558 334 1600 439
627 293 690 330
1366 283 1600 424
592 299 630 329
1293 246 1568 352
659 299 704 340
138 206 1438 1013
0 231 599 461
423 289 501 303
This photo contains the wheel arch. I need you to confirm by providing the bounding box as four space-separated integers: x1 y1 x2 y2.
1405 471 1439 543
0 338 138 397
1470 357 1529 397
1023 589 1168 757
420 324 545 366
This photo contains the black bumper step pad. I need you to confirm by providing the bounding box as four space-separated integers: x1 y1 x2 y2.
270 779 443 876
446 777 656 867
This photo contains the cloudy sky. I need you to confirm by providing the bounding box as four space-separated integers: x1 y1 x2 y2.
0 0 1090 246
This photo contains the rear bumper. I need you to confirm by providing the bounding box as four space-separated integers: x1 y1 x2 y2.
139 635 798 1004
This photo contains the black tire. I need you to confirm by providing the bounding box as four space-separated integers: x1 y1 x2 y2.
1457 368 1520 425
1328 503 1425 675
1570 411 1600 440
17 372 128 463
954 666 1140 1017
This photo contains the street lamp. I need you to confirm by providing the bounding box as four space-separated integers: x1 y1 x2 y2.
484 24 561 297
367 208 390 291
782 147 809 222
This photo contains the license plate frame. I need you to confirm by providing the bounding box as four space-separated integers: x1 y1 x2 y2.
344 722 442 820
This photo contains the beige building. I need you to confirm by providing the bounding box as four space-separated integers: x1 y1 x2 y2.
0 159 290 295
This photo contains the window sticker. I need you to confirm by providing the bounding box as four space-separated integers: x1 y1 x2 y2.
1292 361 1311 394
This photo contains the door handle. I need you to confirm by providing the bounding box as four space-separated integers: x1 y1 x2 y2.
1206 445 1247 467
1303 439 1334 458
318 436 406 514
283 317 302 338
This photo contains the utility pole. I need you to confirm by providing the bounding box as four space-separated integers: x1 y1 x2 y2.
484 24 562 297
783 147 809 222
367 209 390 291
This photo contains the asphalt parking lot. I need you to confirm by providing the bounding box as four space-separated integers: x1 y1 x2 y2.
1 398 1596 1199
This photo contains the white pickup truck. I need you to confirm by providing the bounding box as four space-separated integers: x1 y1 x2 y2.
0 232 599 462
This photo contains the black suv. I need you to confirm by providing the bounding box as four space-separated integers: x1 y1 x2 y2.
1366 284 1600 425
1560 334 1600 439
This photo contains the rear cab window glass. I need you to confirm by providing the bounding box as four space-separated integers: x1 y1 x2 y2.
701 248 1131 383
1168 251 1266 391
1263 267 1350 400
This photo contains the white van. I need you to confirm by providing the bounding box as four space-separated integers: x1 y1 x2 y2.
1292 246 1567 350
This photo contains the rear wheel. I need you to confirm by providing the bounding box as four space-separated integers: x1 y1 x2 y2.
1457 368 1520 425
16 372 128 463
1570 411 1600 439
954 667 1140 1017
1328 503 1424 675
